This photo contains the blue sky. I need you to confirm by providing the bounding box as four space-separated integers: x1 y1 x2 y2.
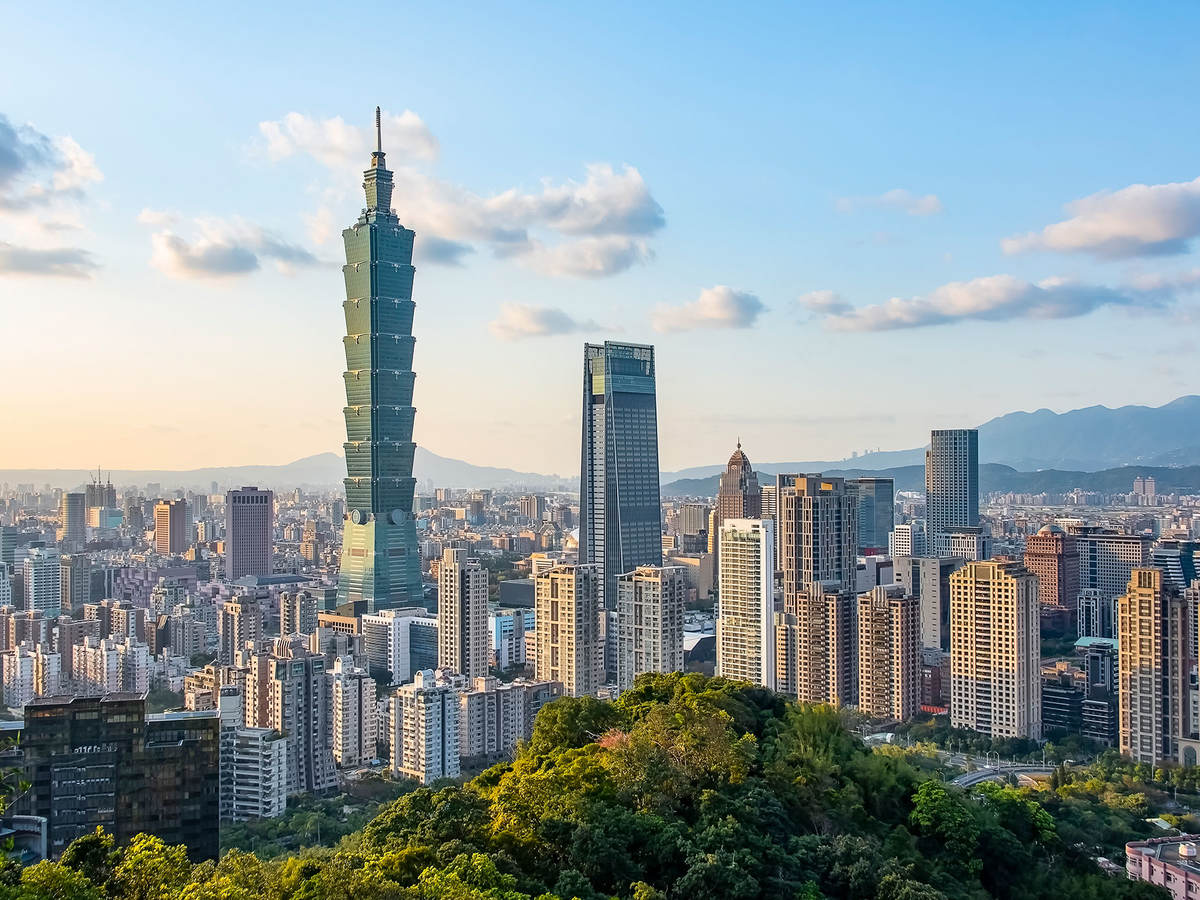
3 1 1199 474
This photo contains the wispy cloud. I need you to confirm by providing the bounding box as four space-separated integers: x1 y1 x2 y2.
652 285 765 333
801 272 1196 332
141 212 319 279
836 188 942 216
488 303 601 340
258 110 439 167
1003 176 1200 259
0 242 98 278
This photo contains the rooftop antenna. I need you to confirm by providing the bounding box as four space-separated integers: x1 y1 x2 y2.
375 106 382 153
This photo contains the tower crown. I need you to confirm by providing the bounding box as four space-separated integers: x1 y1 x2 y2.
363 105 393 213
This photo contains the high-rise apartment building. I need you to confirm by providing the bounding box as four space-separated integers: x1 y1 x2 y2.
848 477 894 553
336 110 423 613
775 582 856 705
534 564 601 697
73 636 150 695
615 565 685 690
388 668 460 784
280 590 318 637
329 656 377 768
362 606 435 684
579 341 662 670
1117 568 1197 765
857 585 919 721
217 686 288 822
778 475 857 595
926 429 979 557
154 499 189 555
225 486 274 580
458 675 562 761
219 598 261 664
15 694 220 860
949 559 1041 738
437 548 489 680
1024 524 1080 615
715 519 775 689
58 492 87 551
23 547 62 617
895 556 965 651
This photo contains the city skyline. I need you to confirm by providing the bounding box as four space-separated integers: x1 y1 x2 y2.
4 3 1200 474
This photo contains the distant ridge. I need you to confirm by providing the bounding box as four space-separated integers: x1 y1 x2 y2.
0 447 572 493
660 395 1200 481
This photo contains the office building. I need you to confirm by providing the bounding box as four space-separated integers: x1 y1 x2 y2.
218 598 261 664
1117 568 1196 765
947 527 991 562
1071 526 1153 604
58 554 90 616
458 676 562 761
362 607 434 684
437 548 489 680
57 492 86 551
16 694 220 860
775 582 856 706
896 555 964 652
388 668 460 784
949 559 1041 738
848 477 894 553
857 584 919 721
217 686 288 822
615 565 685 690
713 442 762 557
778 475 857 595
578 342 662 664
1151 540 1199 593
22 548 62 617
154 499 189 555
1079 588 1115 639
329 656 377 767
225 487 274 580
336 112 423 612
534 564 601 697
715 519 775 689
925 429 979 557
889 521 927 558
280 590 318 637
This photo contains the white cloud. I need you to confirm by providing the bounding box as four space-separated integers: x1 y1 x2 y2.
837 188 942 216
1003 176 1200 259
137 208 179 227
257 111 665 279
143 216 318 279
488 303 600 340
801 272 1194 332
258 110 439 168
652 285 765 333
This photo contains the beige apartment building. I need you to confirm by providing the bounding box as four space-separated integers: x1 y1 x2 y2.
857 584 920 721
437 548 489 681
615 565 686 690
534 564 601 697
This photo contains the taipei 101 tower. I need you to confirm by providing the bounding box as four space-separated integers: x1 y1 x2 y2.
336 108 424 612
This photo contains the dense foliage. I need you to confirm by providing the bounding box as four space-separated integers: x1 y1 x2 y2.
0 674 1171 898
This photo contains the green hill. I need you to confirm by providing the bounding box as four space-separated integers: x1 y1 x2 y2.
4 673 1167 900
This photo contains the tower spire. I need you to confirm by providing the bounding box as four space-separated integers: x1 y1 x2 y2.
375 106 381 153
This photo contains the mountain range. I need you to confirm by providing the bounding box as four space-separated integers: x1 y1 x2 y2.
659 395 1200 482
0 448 573 494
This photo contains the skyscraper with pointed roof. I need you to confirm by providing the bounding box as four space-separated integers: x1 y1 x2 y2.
336 108 423 612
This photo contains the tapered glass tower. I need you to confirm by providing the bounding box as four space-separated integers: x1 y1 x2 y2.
337 108 423 612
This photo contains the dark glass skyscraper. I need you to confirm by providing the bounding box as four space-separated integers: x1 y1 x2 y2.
925 429 979 557
848 476 894 553
337 110 423 612
579 342 663 615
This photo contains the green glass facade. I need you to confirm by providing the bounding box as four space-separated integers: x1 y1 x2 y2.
337 117 423 612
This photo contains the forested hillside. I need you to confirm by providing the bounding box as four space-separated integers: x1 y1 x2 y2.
0 674 1168 899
